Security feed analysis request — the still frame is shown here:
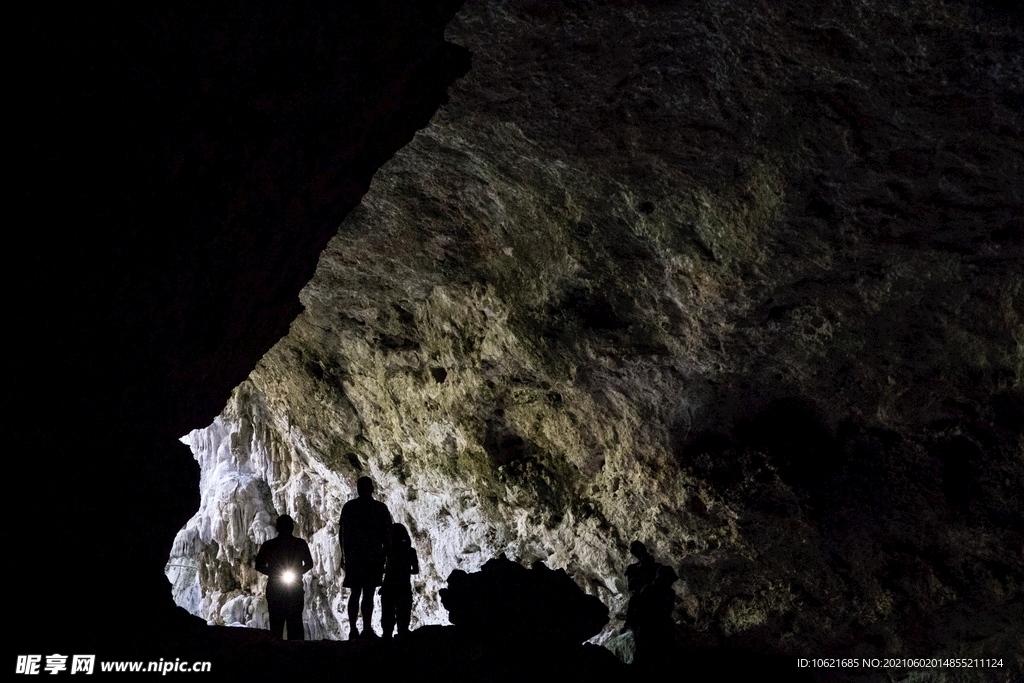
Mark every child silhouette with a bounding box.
[380,522,419,639]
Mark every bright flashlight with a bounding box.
[281,570,297,584]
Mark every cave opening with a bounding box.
[162,0,1022,674]
[15,0,1020,677]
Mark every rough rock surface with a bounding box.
[171,0,1022,677]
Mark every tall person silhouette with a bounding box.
[255,515,314,640]
[339,476,393,638]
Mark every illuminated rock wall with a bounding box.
[169,0,1022,669]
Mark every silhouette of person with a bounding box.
[624,541,660,632]
[339,476,393,638]
[255,514,314,640]
[380,522,420,639]
[632,565,679,670]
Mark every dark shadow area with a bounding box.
[673,393,1023,671]
[10,0,469,658]
[484,416,534,469]
[440,554,609,647]
[677,393,1024,528]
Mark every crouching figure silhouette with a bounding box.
[255,514,314,640]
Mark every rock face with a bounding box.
[171,0,1022,673]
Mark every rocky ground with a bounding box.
[169,1,1022,680]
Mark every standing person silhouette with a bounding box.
[380,522,419,639]
[255,514,314,640]
[339,476,393,639]
[624,541,661,633]
[633,565,679,670]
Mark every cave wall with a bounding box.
[170,0,1022,669]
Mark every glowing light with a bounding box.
[281,570,297,584]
